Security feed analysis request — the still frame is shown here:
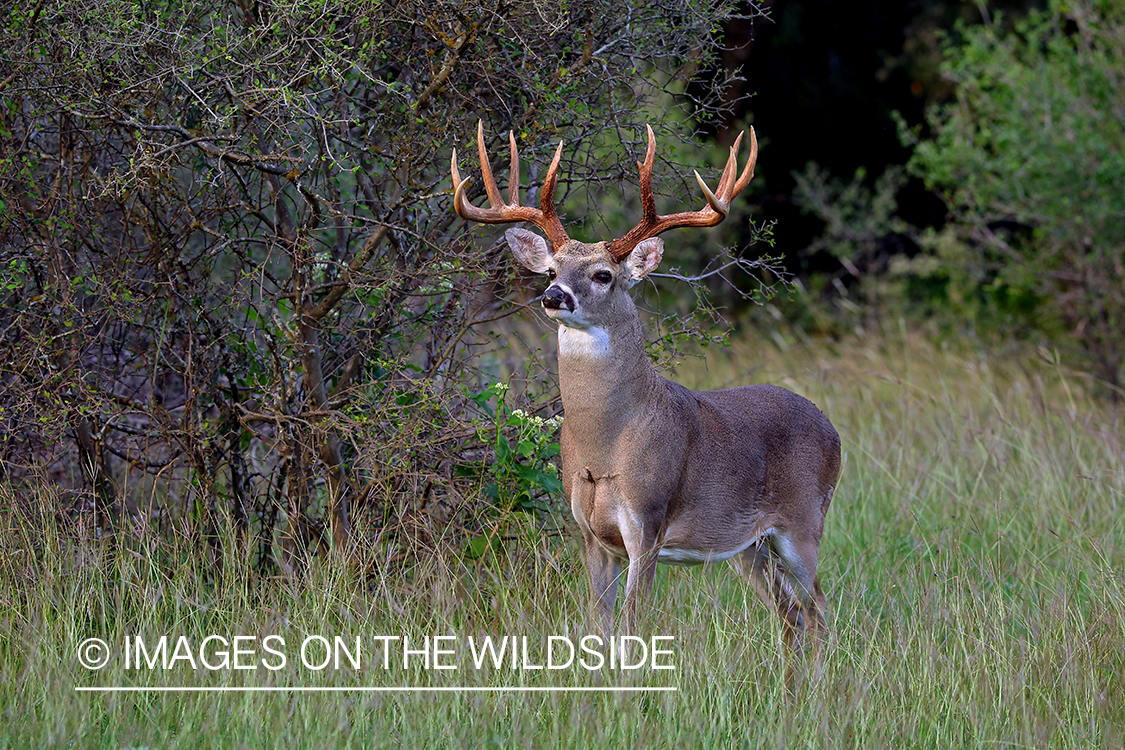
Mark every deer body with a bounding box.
[452,124,841,649]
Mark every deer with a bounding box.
[450,121,841,653]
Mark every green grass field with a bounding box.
[2,330,1123,748]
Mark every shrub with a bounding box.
[0,0,772,567]
[907,0,1125,391]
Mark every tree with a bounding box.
[907,0,1125,391]
[0,0,766,567]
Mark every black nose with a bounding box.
[542,286,572,311]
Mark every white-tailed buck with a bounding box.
[451,122,841,650]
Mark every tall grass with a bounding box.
[2,329,1122,748]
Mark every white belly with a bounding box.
[657,535,760,566]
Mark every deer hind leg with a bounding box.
[729,532,826,654]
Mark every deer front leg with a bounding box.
[619,506,659,638]
[583,533,621,638]
[570,473,620,636]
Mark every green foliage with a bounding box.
[465,382,562,516]
[4,331,1123,746]
[0,0,756,557]
[793,163,911,264]
[907,0,1125,389]
[2,258,27,292]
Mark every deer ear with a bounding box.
[505,228,552,273]
[623,237,664,284]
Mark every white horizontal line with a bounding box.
[75,686,676,693]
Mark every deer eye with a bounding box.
[592,271,612,285]
[546,269,557,280]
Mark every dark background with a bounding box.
[712,0,1041,274]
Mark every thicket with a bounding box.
[793,0,1124,394]
[0,0,774,567]
[909,0,1125,392]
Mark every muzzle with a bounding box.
[542,286,574,312]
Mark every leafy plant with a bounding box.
[907,0,1125,391]
[467,382,562,515]
[0,0,760,564]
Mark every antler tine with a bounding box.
[693,169,725,214]
[451,149,463,194]
[476,119,503,208]
[731,127,758,196]
[607,125,759,261]
[719,131,745,196]
[712,135,739,199]
[638,124,658,224]
[450,121,570,248]
[508,131,520,207]
[539,140,565,234]
[451,148,471,220]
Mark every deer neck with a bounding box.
[556,304,659,450]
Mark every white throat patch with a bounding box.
[558,324,611,359]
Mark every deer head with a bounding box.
[451,121,757,333]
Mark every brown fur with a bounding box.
[504,229,841,651]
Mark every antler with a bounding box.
[607,125,757,261]
[451,120,570,248]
